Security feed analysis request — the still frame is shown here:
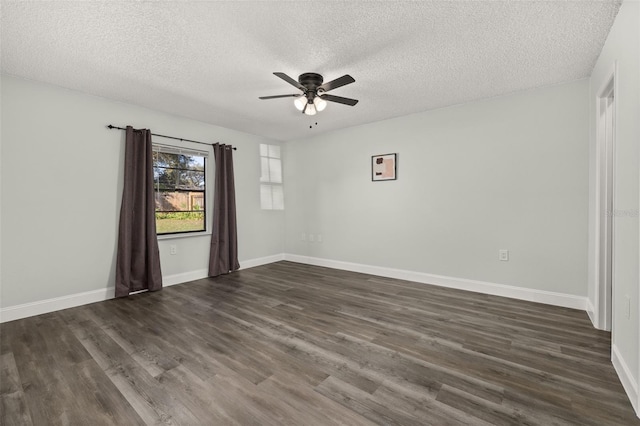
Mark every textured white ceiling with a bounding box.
[1,1,621,141]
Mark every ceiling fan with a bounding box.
[259,72,358,116]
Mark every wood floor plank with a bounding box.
[1,261,638,425]
[257,371,375,425]
[0,352,34,426]
[155,365,239,425]
[315,375,428,426]
[435,384,522,426]
[67,311,199,425]
[372,382,495,426]
[0,352,22,395]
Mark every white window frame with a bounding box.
[260,144,284,210]
[153,140,214,240]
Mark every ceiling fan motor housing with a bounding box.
[298,73,324,89]
[299,73,324,102]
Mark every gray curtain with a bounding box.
[115,126,162,297]
[209,143,240,276]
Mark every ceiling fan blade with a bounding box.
[259,94,300,100]
[318,74,355,92]
[274,72,305,91]
[320,94,359,106]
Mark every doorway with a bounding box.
[595,70,616,332]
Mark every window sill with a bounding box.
[157,231,211,241]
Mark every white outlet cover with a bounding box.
[499,250,509,261]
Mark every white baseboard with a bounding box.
[0,253,589,322]
[283,254,587,311]
[0,254,286,323]
[162,269,209,287]
[586,298,597,328]
[612,344,639,415]
[162,253,286,286]
[240,253,285,270]
[0,287,115,323]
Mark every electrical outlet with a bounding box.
[317,234,323,243]
[301,233,306,241]
[170,245,177,255]
[499,250,509,261]
[309,234,315,242]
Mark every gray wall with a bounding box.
[588,0,640,391]
[0,75,285,308]
[285,79,589,296]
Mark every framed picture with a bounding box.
[371,153,397,181]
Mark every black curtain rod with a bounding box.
[106,125,237,150]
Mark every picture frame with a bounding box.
[371,153,397,181]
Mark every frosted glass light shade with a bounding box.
[294,96,306,111]
[304,102,317,116]
[314,96,327,111]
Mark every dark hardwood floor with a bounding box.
[1,261,638,425]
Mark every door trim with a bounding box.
[593,61,617,332]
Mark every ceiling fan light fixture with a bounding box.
[304,102,317,116]
[294,96,306,111]
[314,96,327,112]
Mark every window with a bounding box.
[260,144,284,210]
[153,145,207,235]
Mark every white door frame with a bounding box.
[593,62,617,332]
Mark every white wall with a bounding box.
[0,75,285,309]
[588,0,640,410]
[285,80,589,298]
